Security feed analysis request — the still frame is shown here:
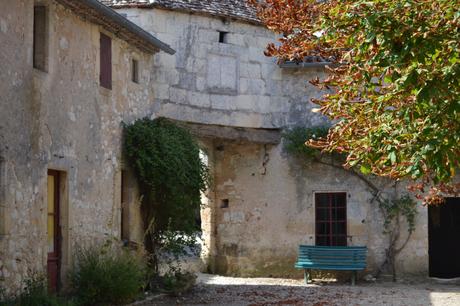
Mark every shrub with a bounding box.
[0,274,71,306]
[70,246,147,305]
[123,118,210,271]
[150,270,196,296]
[0,287,6,305]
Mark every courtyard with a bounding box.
[1,0,459,304]
[143,273,460,306]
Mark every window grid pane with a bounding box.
[315,193,347,246]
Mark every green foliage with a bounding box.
[70,246,146,305]
[0,274,73,306]
[0,287,7,305]
[283,126,330,159]
[123,117,210,269]
[377,194,418,280]
[254,0,460,203]
[380,194,418,234]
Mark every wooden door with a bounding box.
[429,197,460,278]
[47,170,61,292]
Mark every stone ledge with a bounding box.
[175,121,281,144]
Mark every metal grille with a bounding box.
[315,192,347,246]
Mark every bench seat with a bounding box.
[295,245,367,285]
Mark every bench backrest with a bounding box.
[298,245,367,268]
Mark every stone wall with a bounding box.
[117,8,329,129]
[0,0,157,291]
[113,7,431,278]
[0,0,432,291]
[205,141,428,277]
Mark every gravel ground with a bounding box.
[141,273,460,306]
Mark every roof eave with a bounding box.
[55,0,175,55]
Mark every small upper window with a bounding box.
[33,5,48,71]
[218,31,228,43]
[131,59,139,84]
[100,33,112,89]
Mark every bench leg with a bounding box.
[351,271,357,286]
[304,269,312,284]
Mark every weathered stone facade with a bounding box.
[0,0,433,293]
[119,8,328,129]
[206,142,428,277]
[111,4,430,278]
[0,0,171,291]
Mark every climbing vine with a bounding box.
[123,118,210,272]
[284,127,418,280]
[283,126,330,160]
[380,195,417,235]
[377,195,417,281]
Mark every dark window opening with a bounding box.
[33,5,48,71]
[315,192,347,246]
[100,33,112,89]
[195,207,202,230]
[221,199,229,208]
[429,197,460,278]
[218,31,228,43]
[131,59,139,83]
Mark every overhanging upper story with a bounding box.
[97,0,330,130]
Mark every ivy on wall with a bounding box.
[123,118,210,271]
[283,126,330,160]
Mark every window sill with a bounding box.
[99,86,112,97]
[33,68,48,79]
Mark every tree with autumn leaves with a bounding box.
[250,0,459,205]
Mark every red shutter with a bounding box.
[100,33,112,89]
[33,6,47,71]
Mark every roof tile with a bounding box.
[99,0,259,24]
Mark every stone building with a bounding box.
[1,0,459,294]
[0,0,173,292]
[101,0,456,280]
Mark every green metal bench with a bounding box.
[295,245,367,285]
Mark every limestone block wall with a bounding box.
[112,6,431,278]
[204,141,428,278]
[116,8,329,129]
[0,0,156,291]
[0,1,39,288]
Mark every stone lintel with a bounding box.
[178,121,281,144]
